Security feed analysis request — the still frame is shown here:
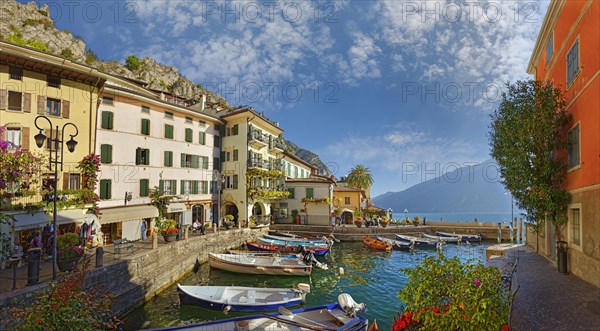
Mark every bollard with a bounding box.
[10,258,19,290]
[27,249,40,286]
[497,222,502,244]
[184,227,189,240]
[95,247,104,267]
[152,233,158,249]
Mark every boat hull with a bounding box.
[395,234,438,248]
[376,236,412,250]
[258,236,330,248]
[255,238,331,255]
[362,236,392,251]
[436,231,482,242]
[209,253,312,276]
[422,233,460,243]
[177,285,304,312]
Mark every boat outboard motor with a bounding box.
[338,293,366,317]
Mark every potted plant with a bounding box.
[413,216,421,227]
[380,215,389,228]
[158,219,178,242]
[291,209,299,224]
[223,214,235,229]
[57,233,84,272]
[354,219,364,228]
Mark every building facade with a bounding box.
[284,176,334,225]
[333,186,366,224]
[526,0,599,286]
[95,81,221,242]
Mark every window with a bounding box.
[164,124,174,139]
[213,157,220,171]
[181,180,192,194]
[68,174,80,190]
[185,128,193,142]
[100,144,113,164]
[6,128,21,149]
[287,163,291,176]
[141,118,151,135]
[567,40,579,86]
[202,181,209,194]
[139,179,150,197]
[233,175,239,189]
[47,75,60,88]
[181,154,200,169]
[301,169,305,178]
[135,148,150,165]
[344,197,351,205]
[164,151,173,167]
[99,179,112,199]
[199,120,206,126]
[568,124,580,169]
[306,188,314,198]
[214,135,221,147]
[294,166,298,178]
[165,111,173,119]
[101,96,113,105]
[185,117,193,123]
[570,208,581,247]
[232,124,239,135]
[202,156,209,170]
[46,98,61,116]
[160,179,177,195]
[224,151,231,162]
[233,150,239,161]
[101,111,114,129]
[199,132,206,145]
[141,106,150,113]
[9,67,23,80]
[287,188,295,198]
[8,91,22,111]
[545,32,553,65]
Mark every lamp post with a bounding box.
[34,115,78,281]
[403,208,408,227]
[213,170,225,230]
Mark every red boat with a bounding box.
[245,241,330,256]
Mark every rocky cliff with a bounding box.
[285,140,333,177]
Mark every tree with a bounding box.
[346,164,373,192]
[125,54,141,71]
[489,80,571,240]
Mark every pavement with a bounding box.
[491,245,600,331]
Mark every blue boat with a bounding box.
[150,294,369,331]
[376,236,413,250]
[261,235,331,247]
[257,236,331,249]
[177,283,310,312]
[436,231,482,243]
[265,234,330,244]
[395,234,439,248]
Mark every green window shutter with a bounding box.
[101,111,113,129]
[135,148,141,165]
[199,132,206,145]
[306,188,314,198]
[191,155,199,169]
[164,151,170,166]
[192,181,199,194]
[185,128,193,142]
[202,181,208,194]
[172,180,177,195]
[202,156,209,170]
[233,175,238,189]
[106,112,114,129]
[106,145,112,163]
[233,150,238,161]
[180,180,185,195]
[144,149,150,165]
[140,179,149,197]
[165,124,173,139]
[232,124,238,135]
[181,153,186,167]
[141,118,150,135]
[159,179,164,194]
[287,188,295,199]
[100,179,111,199]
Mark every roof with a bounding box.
[286,176,335,184]
[333,186,363,192]
[283,151,316,170]
[219,107,283,134]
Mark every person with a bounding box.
[30,232,41,249]
[423,217,427,225]
[141,220,147,240]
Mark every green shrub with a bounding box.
[22,19,38,27]
[38,9,48,16]
[6,34,49,53]
[60,48,75,60]
[84,48,98,65]
[57,233,80,251]
[125,54,141,71]
[396,255,510,330]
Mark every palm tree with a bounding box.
[346,165,374,193]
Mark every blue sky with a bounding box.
[27,0,550,196]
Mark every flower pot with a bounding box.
[162,234,177,242]
[57,257,81,272]
[381,223,388,228]
[355,222,362,228]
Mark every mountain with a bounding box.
[372,160,514,213]
[284,140,333,177]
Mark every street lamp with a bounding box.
[403,208,408,226]
[34,115,78,281]
[212,170,225,230]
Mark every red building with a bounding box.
[527,0,599,286]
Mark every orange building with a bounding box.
[527,0,599,287]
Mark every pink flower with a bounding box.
[474,278,481,287]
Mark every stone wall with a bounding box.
[0,227,267,323]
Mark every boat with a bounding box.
[150,293,368,331]
[228,249,299,258]
[362,236,392,251]
[246,240,331,256]
[436,231,482,242]
[177,283,310,312]
[395,234,439,248]
[422,233,460,243]
[209,253,312,276]
[375,236,413,250]
[263,235,331,247]
[257,236,331,249]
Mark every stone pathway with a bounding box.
[498,246,600,331]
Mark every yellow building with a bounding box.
[333,186,366,223]
[0,41,105,252]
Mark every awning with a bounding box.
[166,203,187,213]
[98,205,158,224]
[12,213,50,231]
[56,209,86,224]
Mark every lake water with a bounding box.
[123,241,493,330]
[391,212,521,223]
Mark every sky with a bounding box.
[26,0,550,196]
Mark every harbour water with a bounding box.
[391,212,521,223]
[123,241,493,330]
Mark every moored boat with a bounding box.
[422,233,460,243]
[257,236,330,249]
[246,240,331,256]
[436,231,482,242]
[362,236,392,251]
[395,234,439,248]
[228,249,298,258]
[262,235,331,247]
[209,253,312,276]
[375,236,413,250]
[177,283,310,312]
[150,294,369,331]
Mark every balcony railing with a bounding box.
[248,130,268,148]
[247,159,269,169]
[269,140,286,153]
[0,189,95,212]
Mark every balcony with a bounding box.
[248,130,267,149]
[248,186,289,201]
[269,139,285,154]
[247,159,269,170]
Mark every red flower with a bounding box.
[502,326,510,331]
[433,306,440,314]
[399,320,406,329]
[404,312,412,321]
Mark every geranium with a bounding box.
[161,227,178,235]
[58,246,84,261]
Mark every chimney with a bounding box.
[200,94,207,112]
[160,92,165,101]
